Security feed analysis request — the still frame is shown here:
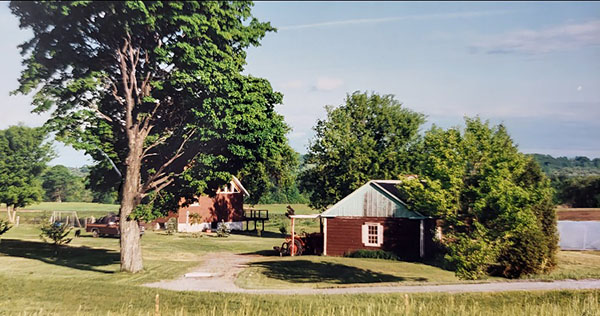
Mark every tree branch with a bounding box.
[140,128,196,194]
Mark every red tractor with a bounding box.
[274,232,323,256]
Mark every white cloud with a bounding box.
[279,10,508,31]
[472,20,600,54]
[314,77,344,91]
[278,79,305,90]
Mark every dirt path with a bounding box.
[143,253,600,295]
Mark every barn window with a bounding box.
[362,222,383,247]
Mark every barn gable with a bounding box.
[321,180,425,219]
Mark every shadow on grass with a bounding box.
[230,230,285,239]
[0,239,119,274]
[240,249,281,257]
[248,260,428,284]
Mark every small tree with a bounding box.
[165,217,178,235]
[40,222,73,255]
[0,125,53,223]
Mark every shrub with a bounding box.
[40,221,73,254]
[345,249,399,261]
[166,217,177,235]
[443,227,499,280]
[279,224,287,235]
[216,221,231,237]
[496,226,548,278]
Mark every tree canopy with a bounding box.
[41,165,92,202]
[397,118,558,279]
[0,125,53,222]
[11,1,290,272]
[300,91,425,210]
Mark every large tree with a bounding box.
[300,91,425,210]
[397,118,558,279]
[0,125,53,223]
[11,1,290,272]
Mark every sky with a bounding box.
[0,1,599,167]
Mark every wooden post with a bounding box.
[16,216,20,227]
[323,217,327,256]
[290,217,295,256]
[154,293,160,316]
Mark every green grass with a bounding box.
[1,203,599,315]
[529,251,600,280]
[245,203,317,215]
[235,256,464,289]
[21,201,120,212]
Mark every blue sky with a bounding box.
[1,2,599,167]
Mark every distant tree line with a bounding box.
[531,154,600,207]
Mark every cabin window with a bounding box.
[362,222,383,247]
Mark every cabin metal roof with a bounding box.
[321,180,426,219]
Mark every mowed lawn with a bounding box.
[0,202,599,315]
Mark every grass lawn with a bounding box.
[235,255,464,289]
[0,203,599,315]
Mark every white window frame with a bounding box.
[362,222,384,247]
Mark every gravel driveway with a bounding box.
[143,253,600,295]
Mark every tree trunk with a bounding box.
[6,206,16,224]
[119,147,144,273]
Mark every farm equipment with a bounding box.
[274,232,323,256]
[273,205,324,256]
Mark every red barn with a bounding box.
[152,176,250,232]
[321,180,438,260]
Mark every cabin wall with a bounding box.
[149,193,244,232]
[325,217,437,260]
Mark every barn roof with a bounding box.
[321,180,426,219]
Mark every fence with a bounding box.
[558,221,600,250]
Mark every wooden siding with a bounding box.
[322,183,416,218]
[326,217,437,260]
[177,193,244,224]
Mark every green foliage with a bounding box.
[0,219,12,238]
[278,224,287,235]
[443,222,500,280]
[165,217,177,235]
[397,117,558,279]
[41,165,92,202]
[10,0,291,225]
[345,249,399,261]
[556,175,600,207]
[40,221,73,254]
[216,221,231,237]
[531,154,600,177]
[300,91,425,210]
[0,125,53,213]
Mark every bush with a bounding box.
[345,249,399,261]
[279,224,287,235]
[443,224,499,280]
[166,217,177,235]
[216,221,231,237]
[496,226,549,278]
